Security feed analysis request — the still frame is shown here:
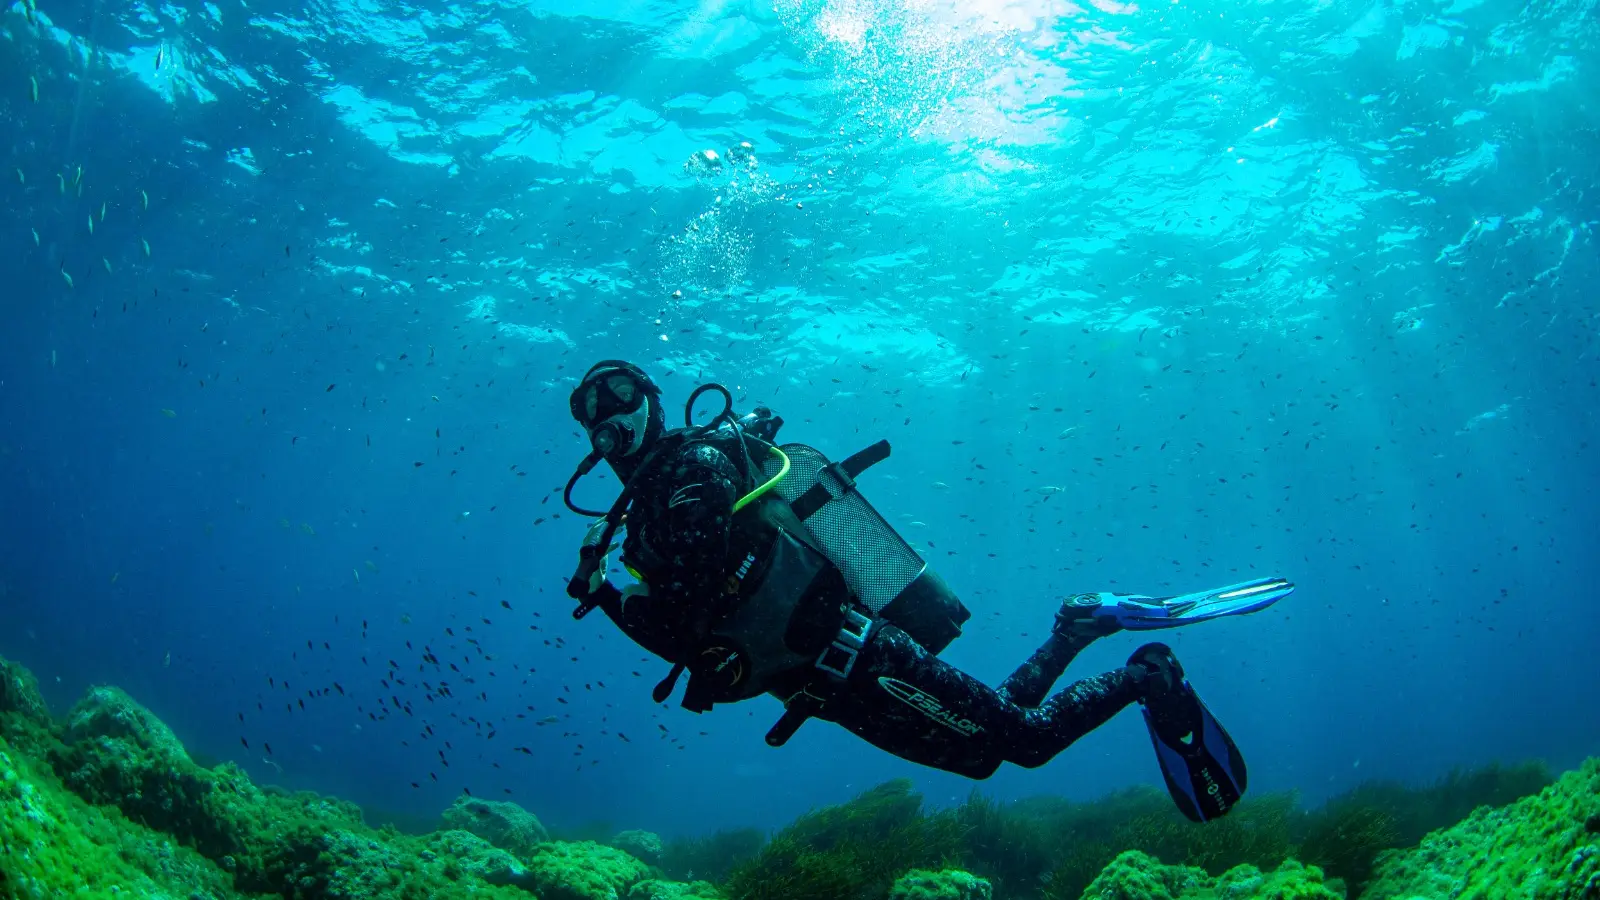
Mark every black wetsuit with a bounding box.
[587,438,1145,779]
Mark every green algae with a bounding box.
[1077,851,1341,900]
[627,879,726,900]
[522,840,655,900]
[1358,758,1600,900]
[0,734,244,900]
[0,654,676,900]
[0,650,1593,900]
[888,868,995,900]
[442,794,552,857]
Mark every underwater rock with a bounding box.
[524,840,653,900]
[0,656,50,727]
[1211,860,1345,899]
[1077,850,1341,900]
[0,656,55,760]
[305,829,408,898]
[428,829,539,889]
[52,684,227,849]
[1359,757,1600,900]
[612,828,665,865]
[63,684,193,763]
[887,867,994,900]
[0,736,237,900]
[441,793,550,855]
[627,878,725,900]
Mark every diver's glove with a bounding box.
[619,581,649,615]
[578,518,613,595]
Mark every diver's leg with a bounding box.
[993,593,1127,708]
[813,623,1010,779]
[813,624,1145,778]
[1003,667,1146,768]
[994,631,1094,708]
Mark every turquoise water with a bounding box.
[0,0,1596,840]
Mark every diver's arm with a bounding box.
[593,442,739,658]
[654,442,741,605]
[592,581,686,662]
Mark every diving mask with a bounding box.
[570,365,655,460]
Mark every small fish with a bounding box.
[99,202,106,221]
[30,76,38,103]
[141,189,149,210]
[87,214,94,235]
[353,568,360,583]
[163,651,170,668]
[110,572,119,583]
[141,238,151,256]
[14,168,22,184]
[57,174,64,194]
[160,409,176,418]
[300,523,316,536]
[102,258,112,273]
[155,47,165,71]
[60,270,73,288]
[50,350,56,367]
[73,166,82,187]
[31,228,39,246]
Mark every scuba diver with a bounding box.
[562,360,1294,822]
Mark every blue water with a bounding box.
[1,0,1597,841]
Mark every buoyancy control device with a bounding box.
[563,382,971,746]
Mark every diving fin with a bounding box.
[1133,643,1247,823]
[1073,576,1294,632]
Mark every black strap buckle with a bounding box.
[766,686,826,747]
[815,607,872,680]
[791,440,891,521]
[820,459,857,492]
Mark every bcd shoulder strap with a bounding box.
[789,439,891,522]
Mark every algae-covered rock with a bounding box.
[888,867,994,900]
[52,685,221,844]
[0,656,55,761]
[627,878,725,900]
[525,840,653,900]
[429,828,538,889]
[612,828,665,865]
[1359,757,1600,900]
[248,821,538,899]
[1212,860,1344,899]
[1080,851,1205,900]
[0,735,239,900]
[442,793,550,855]
[0,656,50,726]
[64,685,191,761]
[1078,850,1342,900]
